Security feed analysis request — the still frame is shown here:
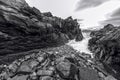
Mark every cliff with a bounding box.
[0,0,83,56]
[89,24,120,79]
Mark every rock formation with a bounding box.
[89,24,120,79]
[0,0,83,56]
[0,45,106,80]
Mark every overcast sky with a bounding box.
[25,0,120,29]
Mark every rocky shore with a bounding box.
[0,0,83,56]
[0,0,119,80]
[0,45,116,80]
[89,24,120,80]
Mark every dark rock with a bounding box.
[0,45,104,80]
[0,0,83,57]
[17,59,39,73]
[43,12,53,17]
[89,24,120,79]
[56,56,80,80]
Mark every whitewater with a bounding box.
[67,32,93,57]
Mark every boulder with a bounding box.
[17,60,38,73]
[56,57,79,80]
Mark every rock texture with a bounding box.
[0,45,111,80]
[0,0,83,56]
[89,24,120,79]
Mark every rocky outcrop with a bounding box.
[89,24,120,79]
[0,45,113,80]
[0,0,83,56]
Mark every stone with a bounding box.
[56,57,79,79]
[28,60,39,69]
[37,57,44,62]
[36,70,53,76]
[98,72,105,78]
[9,75,29,80]
[105,75,117,80]
[8,63,18,73]
[29,72,37,80]
[40,76,54,80]
[17,61,32,73]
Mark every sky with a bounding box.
[25,0,120,29]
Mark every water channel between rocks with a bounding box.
[67,32,93,57]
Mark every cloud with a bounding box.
[75,0,110,11]
[111,8,120,17]
[101,8,120,26]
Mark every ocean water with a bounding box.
[67,32,93,57]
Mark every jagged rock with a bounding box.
[43,12,53,17]
[75,34,83,41]
[0,0,83,57]
[56,56,79,80]
[89,24,120,79]
[0,45,104,80]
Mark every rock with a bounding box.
[43,12,53,17]
[79,67,100,80]
[0,45,103,80]
[98,72,105,78]
[56,57,79,80]
[29,72,37,80]
[40,76,54,80]
[17,61,33,73]
[75,34,83,41]
[0,0,83,57]
[36,70,53,76]
[0,0,28,9]
[89,24,120,79]
[105,75,117,80]
[8,63,18,73]
[9,75,29,80]
[37,57,44,62]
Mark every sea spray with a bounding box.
[67,32,93,58]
